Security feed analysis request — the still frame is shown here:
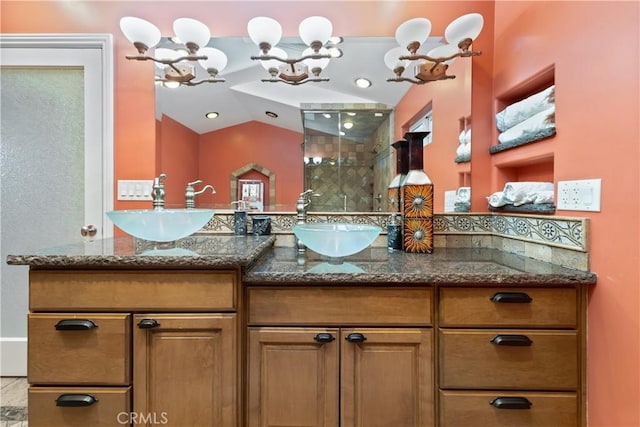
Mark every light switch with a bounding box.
[117,180,154,201]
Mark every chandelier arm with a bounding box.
[260,78,330,85]
[400,49,481,64]
[125,54,208,64]
[251,53,332,65]
[386,77,428,85]
[155,78,226,87]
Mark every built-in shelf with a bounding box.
[488,203,556,214]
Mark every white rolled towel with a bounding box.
[496,85,555,132]
[487,191,509,207]
[531,190,554,204]
[503,182,554,205]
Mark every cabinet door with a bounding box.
[248,327,339,427]
[341,328,434,427]
[133,314,237,427]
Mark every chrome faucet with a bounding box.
[185,180,216,209]
[152,173,167,209]
[296,189,316,253]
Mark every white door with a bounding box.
[0,34,113,375]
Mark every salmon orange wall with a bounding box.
[394,58,472,212]
[490,2,639,426]
[198,121,303,209]
[157,115,200,207]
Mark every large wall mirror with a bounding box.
[155,35,471,212]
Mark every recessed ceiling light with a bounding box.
[346,112,356,116]
[205,112,219,119]
[265,111,278,118]
[328,47,343,58]
[355,78,372,88]
[343,122,354,129]
[328,36,343,45]
[374,112,384,117]
[323,113,332,119]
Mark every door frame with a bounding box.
[0,34,114,376]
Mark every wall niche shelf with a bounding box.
[491,65,556,156]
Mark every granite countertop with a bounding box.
[243,246,597,285]
[6,235,277,269]
[6,235,597,285]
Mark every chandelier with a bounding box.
[247,16,338,85]
[385,13,484,84]
[120,17,228,87]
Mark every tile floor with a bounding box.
[1,377,27,427]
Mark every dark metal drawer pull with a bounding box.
[54,319,98,331]
[490,292,532,303]
[490,396,532,410]
[55,394,99,407]
[137,318,161,329]
[314,333,335,343]
[490,334,533,346]
[345,333,367,343]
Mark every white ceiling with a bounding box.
[155,36,445,135]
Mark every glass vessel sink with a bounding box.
[293,222,382,262]
[107,209,215,242]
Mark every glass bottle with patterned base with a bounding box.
[401,131,434,253]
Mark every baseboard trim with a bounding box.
[1,337,27,376]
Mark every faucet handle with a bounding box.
[187,180,202,187]
[152,173,167,209]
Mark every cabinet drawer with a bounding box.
[439,287,577,327]
[248,286,432,325]
[30,270,236,311]
[439,390,578,427]
[29,386,131,427]
[29,313,131,385]
[439,329,578,390]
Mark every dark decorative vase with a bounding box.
[387,139,409,212]
[400,131,434,253]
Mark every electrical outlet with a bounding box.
[117,180,153,201]
[557,179,601,211]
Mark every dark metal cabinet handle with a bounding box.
[314,333,335,343]
[345,333,367,343]
[490,334,533,346]
[137,318,161,329]
[54,319,98,331]
[490,292,533,303]
[55,394,99,407]
[490,396,532,410]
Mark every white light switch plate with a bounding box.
[117,180,153,201]
[557,179,601,211]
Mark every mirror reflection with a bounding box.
[155,36,471,212]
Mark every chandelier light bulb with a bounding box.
[247,17,282,53]
[302,47,331,70]
[299,16,333,50]
[384,46,411,72]
[198,47,228,74]
[258,47,288,71]
[395,17,431,53]
[120,16,161,52]
[426,43,460,65]
[445,13,484,49]
[173,18,211,53]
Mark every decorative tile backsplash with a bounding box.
[200,212,590,270]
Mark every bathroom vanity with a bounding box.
[7,235,596,427]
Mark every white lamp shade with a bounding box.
[198,47,228,73]
[302,47,330,70]
[426,43,460,65]
[259,47,287,71]
[120,16,161,48]
[154,48,181,69]
[395,18,431,49]
[445,13,484,45]
[384,46,411,71]
[299,16,333,46]
[173,18,211,49]
[247,17,282,48]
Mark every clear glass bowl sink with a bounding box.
[292,223,382,260]
[107,209,215,242]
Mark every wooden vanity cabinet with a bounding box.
[246,285,434,427]
[437,286,584,427]
[27,269,240,427]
